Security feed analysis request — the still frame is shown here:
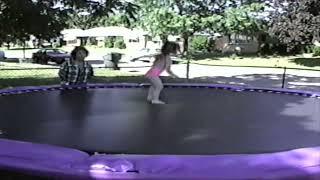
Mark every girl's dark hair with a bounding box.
[161,41,180,55]
[70,46,89,59]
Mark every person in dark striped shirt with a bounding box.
[58,46,94,86]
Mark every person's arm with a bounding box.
[58,61,68,83]
[130,52,160,62]
[166,58,179,78]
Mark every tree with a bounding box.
[0,0,66,52]
[136,0,221,53]
[97,14,137,28]
[136,0,266,54]
[66,11,99,30]
[222,3,265,37]
[0,0,139,47]
[269,0,320,53]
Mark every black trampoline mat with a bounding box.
[0,88,319,155]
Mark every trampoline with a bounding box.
[0,83,319,179]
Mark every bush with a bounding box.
[270,43,290,56]
[114,38,126,49]
[313,46,320,56]
[104,38,114,48]
[190,36,209,52]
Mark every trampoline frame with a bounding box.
[0,83,319,180]
[1,83,320,98]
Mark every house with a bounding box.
[215,34,259,54]
[61,27,149,50]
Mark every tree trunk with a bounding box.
[143,35,148,48]
[160,34,168,44]
[80,37,87,46]
[257,32,267,56]
[182,34,189,55]
[227,34,231,42]
[6,41,10,50]
[23,41,26,60]
[19,41,26,64]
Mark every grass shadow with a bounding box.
[187,52,222,61]
[290,57,320,67]
[187,52,266,61]
[0,58,20,63]
[0,78,60,89]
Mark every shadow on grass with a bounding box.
[192,74,320,92]
[0,77,60,89]
[0,58,20,63]
[290,57,320,67]
[187,52,221,61]
[187,52,265,61]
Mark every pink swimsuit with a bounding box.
[145,67,163,78]
[145,56,167,78]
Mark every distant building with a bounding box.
[61,26,150,50]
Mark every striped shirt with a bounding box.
[58,60,94,85]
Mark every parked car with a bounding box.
[32,48,70,64]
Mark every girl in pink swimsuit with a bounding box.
[145,41,180,104]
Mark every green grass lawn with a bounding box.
[2,46,320,89]
[3,46,320,70]
[0,68,141,89]
[188,53,320,70]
